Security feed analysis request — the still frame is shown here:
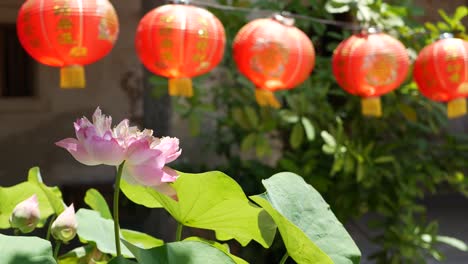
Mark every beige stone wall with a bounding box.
[0,0,142,186]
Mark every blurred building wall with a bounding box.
[0,0,142,186]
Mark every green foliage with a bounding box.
[59,244,110,264]
[184,237,248,264]
[0,234,56,264]
[424,6,468,40]
[252,172,361,264]
[108,256,138,264]
[122,240,237,264]
[0,167,64,228]
[2,166,360,263]
[251,194,333,264]
[120,179,163,208]
[172,0,468,263]
[122,171,277,248]
[75,209,133,257]
[28,167,66,215]
[84,189,112,220]
[120,229,164,250]
[75,209,163,257]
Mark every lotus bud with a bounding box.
[51,204,78,242]
[9,194,41,233]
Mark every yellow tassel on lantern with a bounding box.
[458,82,468,94]
[361,97,382,117]
[255,89,281,109]
[447,98,467,119]
[169,78,193,97]
[60,65,86,89]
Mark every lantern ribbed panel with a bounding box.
[233,18,315,91]
[135,4,226,79]
[332,32,410,97]
[413,38,468,102]
[17,0,119,67]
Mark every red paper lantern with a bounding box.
[135,2,226,97]
[332,29,410,117]
[413,35,468,118]
[233,13,315,108]
[17,0,119,89]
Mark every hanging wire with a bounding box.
[190,0,363,31]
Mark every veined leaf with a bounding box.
[122,240,236,264]
[0,234,55,264]
[84,188,112,220]
[184,237,248,264]
[253,172,361,264]
[0,167,64,229]
[141,171,277,248]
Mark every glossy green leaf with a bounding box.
[290,122,304,149]
[356,162,365,182]
[321,131,336,148]
[279,109,299,123]
[84,189,112,220]
[453,6,468,21]
[142,171,276,248]
[251,195,333,264]
[120,179,163,208]
[108,256,138,264]
[76,209,133,257]
[398,104,417,122]
[122,240,236,264]
[301,117,316,141]
[58,244,111,264]
[0,168,64,229]
[59,245,93,264]
[436,236,468,251]
[241,133,257,152]
[244,106,259,128]
[255,134,270,157]
[0,234,56,264]
[76,209,162,257]
[325,2,350,13]
[121,229,164,249]
[232,107,251,130]
[253,172,361,264]
[27,167,65,215]
[184,237,248,264]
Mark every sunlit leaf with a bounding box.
[252,172,361,264]
[84,189,112,220]
[123,240,236,264]
[140,171,277,248]
[0,234,55,264]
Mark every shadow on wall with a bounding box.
[0,109,115,187]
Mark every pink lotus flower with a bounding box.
[117,121,181,196]
[56,107,182,197]
[10,194,40,233]
[56,107,126,166]
[52,204,78,242]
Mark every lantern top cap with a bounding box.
[167,0,190,4]
[271,12,295,26]
[439,32,454,40]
